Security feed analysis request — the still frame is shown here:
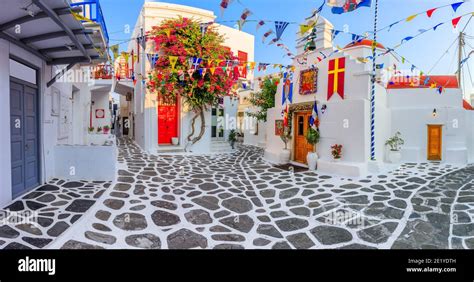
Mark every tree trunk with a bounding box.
[187,106,206,145]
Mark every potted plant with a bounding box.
[97,126,103,133]
[305,128,320,171]
[171,137,179,145]
[279,127,292,163]
[88,126,95,133]
[331,144,343,161]
[385,131,404,163]
[103,125,110,134]
[228,129,237,149]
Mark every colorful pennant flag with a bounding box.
[269,38,278,45]
[275,21,290,41]
[406,14,417,22]
[452,16,462,28]
[451,2,463,12]
[300,24,312,35]
[200,22,213,36]
[426,8,437,18]
[262,30,274,43]
[147,53,159,67]
[327,0,372,14]
[240,9,252,22]
[256,20,265,31]
[187,69,195,79]
[192,57,202,69]
[433,22,444,30]
[169,56,178,71]
[220,0,233,15]
[401,36,414,44]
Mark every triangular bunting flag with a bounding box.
[406,14,417,22]
[401,36,413,44]
[187,69,195,79]
[169,56,178,71]
[300,24,311,34]
[275,21,290,41]
[433,22,444,30]
[256,20,265,31]
[426,8,436,18]
[451,2,463,12]
[452,16,462,29]
[262,30,273,43]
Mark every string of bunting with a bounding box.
[373,1,467,33]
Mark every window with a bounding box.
[10,59,36,85]
[298,116,304,136]
[238,51,248,78]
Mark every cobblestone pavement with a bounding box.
[0,179,110,249]
[42,137,471,249]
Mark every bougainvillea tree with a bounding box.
[147,17,238,144]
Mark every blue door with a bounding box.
[10,80,39,198]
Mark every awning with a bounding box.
[0,0,107,66]
[114,81,134,97]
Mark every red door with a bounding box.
[158,95,178,144]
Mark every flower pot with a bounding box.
[307,152,318,171]
[280,149,291,164]
[388,150,402,163]
[171,137,179,145]
[333,157,341,162]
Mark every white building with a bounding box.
[114,2,255,154]
[263,15,474,177]
[0,0,111,206]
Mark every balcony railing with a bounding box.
[92,64,113,79]
[71,0,109,44]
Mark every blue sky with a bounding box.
[99,0,473,95]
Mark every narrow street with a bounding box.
[26,137,472,249]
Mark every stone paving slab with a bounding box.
[0,179,110,249]
[46,137,472,249]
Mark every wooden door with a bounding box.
[294,112,314,164]
[158,95,178,144]
[10,80,39,198]
[427,125,442,161]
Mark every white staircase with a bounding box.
[210,141,234,153]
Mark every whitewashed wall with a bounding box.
[91,90,111,129]
[0,38,105,206]
[0,39,12,206]
[127,2,254,153]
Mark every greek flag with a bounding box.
[309,100,320,131]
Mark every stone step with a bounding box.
[157,146,185,153]
[210,142,234,153]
